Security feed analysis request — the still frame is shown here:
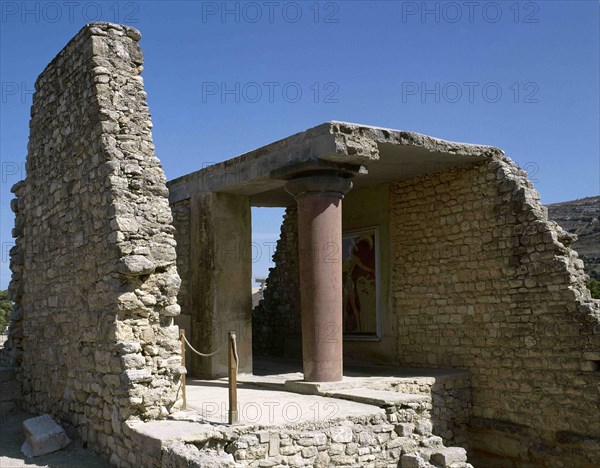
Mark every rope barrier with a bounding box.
[182,332,227,357]
[180,328,239,424]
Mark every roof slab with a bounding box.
[167,121,504,207]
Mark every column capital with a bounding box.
[285,173,353,200]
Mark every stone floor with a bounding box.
[166,356,471,425]
[184,379,383,426]
[179,357,465,426]
[128,359,471,467]
[0,359,471,467]
[133,358,468,438]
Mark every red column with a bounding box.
[286,174,352,382]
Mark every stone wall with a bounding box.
[7,22,184,465]
[385,373,473,450]
[0,367,22,416]
[253,205,301,357]
[171,200,191,317]
[389,156,600,466]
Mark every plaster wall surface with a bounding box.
[7,22,184,466]
[170,193,253,377]
[170,198,192,365]
[342,184,394,364]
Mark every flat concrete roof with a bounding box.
[167,121,503,207]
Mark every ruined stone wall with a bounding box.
[253,205,301,356]
[8,22,183,465]
[389,156,600,466]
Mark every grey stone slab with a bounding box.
[430,447,468,466]
[21,414,71,457]
[324,388,430,407]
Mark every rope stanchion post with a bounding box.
[228,331,238,424]
[179,328,237,424]
[180,329,187,410]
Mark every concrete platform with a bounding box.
[184,379,384,426]
[323,388,431,407]
[125,360,472,466]
[168,121,501,207]
[173,358,467,426]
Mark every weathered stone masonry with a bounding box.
[390,156,600,466]
[263,155,600,466]
[253,205,301,357]
[8,23,183,465]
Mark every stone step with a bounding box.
[324,388,431,407]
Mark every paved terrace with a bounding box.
[127,359,470,452]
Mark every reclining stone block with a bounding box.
[21,414,71,457]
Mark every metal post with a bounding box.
[228,331,238,424]
[180,329,187,410]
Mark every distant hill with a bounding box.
[546,196,600,280]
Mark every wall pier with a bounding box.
[188,192,252,378]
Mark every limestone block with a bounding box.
[395,423,414,437]
[301,446,317,458]
[329,425,353,443]
[124,368,152,383]
[269,434,280,456]
[415,420,432,436]
[313,451,330,468]
[430,447,468,466]
[400,453,433,468]
[21,414,71,457]
[117,255,155,276]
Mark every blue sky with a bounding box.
[1,1,599,289]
